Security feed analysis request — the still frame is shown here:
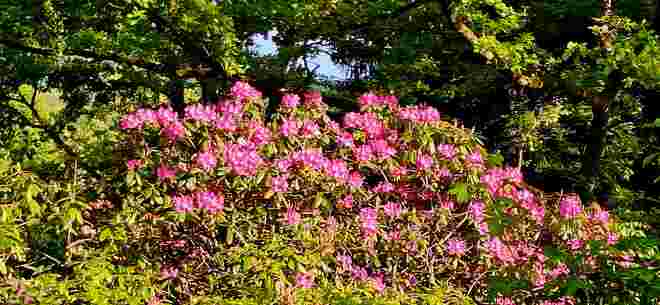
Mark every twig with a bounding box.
[66,238,93,249]
[467,271,487,295]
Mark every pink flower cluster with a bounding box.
[469,201,489,235]
[223,143,263,176]
[303,91,325,109]
[343,112,387,140]
[230,81,262,101]
[357,92,398,110]
[285,207,301,225]
[172,191,224,214]
[194,150,218,172]
[185,104,217,123]
[247,120,272,146]
[120,106,185,142]
[397,105,441,123]
[295,271,314,288]
[359,208,379,238]
[119,81,627,304]
[496,296,516,305]
[559,195,582,219]
[536,297,576,305]
[127,159,144,170]
[335,253,387,293]
[383,201,403,219]
[279,117,300,137]
[272,175,289,193]
[437,144,457,160]
[445,238,467,256]
[281,94,301,109]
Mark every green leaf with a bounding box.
[99,228,113,241]
[449,183,470,203]
[24,183,42,216]
[226,226,234,245]
[564,277,578,295]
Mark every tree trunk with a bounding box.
[580,0,616,193]
[169,79,185,117]
[640,0,657,25]
[582,95,609,180]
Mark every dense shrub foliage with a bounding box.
[27,81,633,304]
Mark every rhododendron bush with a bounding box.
[106,81,635,304]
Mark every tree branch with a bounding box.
[348,0,436,34]
[0,37,170,75]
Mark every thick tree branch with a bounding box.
[348,0,436,34]
[0,37,170,75]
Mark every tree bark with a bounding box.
[580,0,616,192]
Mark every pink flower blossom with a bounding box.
[441,199,456,210]
[160,265,178,279]
[194,150,217,172]
[358,92,380,109]
[370,273,385,293]
[339,195,354,209]
[336,131,354,147]
[351,266,368,281]
[466,150,484,168]
[157,106,178,126]
[135,108,157,126]
[292,148,328,171]
[324,159,350,182]
[303,91,324,108]
[469,201,486,223]
[496,296,516,305]
[230,81,261,101]
[156,164,176,181]
[353,144,374,162]
[487,237,515,265]
[359,208,379,237]
[281,94,300,108]
[369,139,397,160]
[285,207,301,225]
[434,167,453,180]
[437,144,457,160]
[194,191,224,214]
[295,272,314,288]
[272,175,289,193]
[549,263,570,278]
[127,159,143,171]
[446,238,467,256]
[161,120,186,142]
[567,239,585,250]
[373,181,394,193]
[336,255,353,273]
[279,118,300,137]
[119,113,142,129]
[224,143,263,176]
[398,105,440,123]
[172,195,194,213]
[248,120,272,146]
[416,153,434,171]
[184,104,217,123]
[348,171,364,188]
[559,195,582,219]
[385,230,401,241]
[607,232,618,245]
[300,120,320,138]
[383,201,402,218]
[276,158,293,173]
[214,114,238,132]
[591,210,610,224]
